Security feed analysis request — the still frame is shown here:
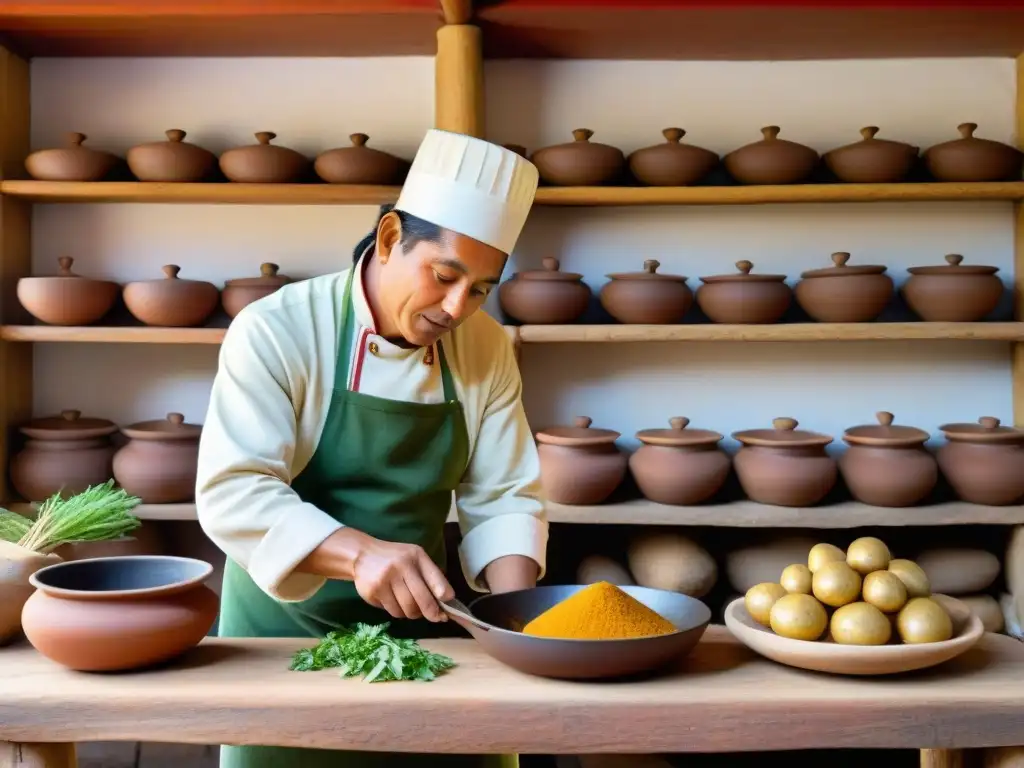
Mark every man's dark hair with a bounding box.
[352,204,445,263]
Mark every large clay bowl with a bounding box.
[723,596,983,676]
[442,584,711,680]
[22,555,219,672]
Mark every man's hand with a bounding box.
[483,554,539,594]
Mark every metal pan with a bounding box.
[441,584,711,680]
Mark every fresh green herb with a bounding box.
[17,479,142,554]
[0,508,33,544]
[290,622,456,683]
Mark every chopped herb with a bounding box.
[290,622,456,683]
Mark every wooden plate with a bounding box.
[723,595,985,676]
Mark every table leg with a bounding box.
[0,742,77,768]
[922,749,964,768]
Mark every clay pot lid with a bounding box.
[635,417,723,447]
[699,260,787,284]
[134,264,214,285]
[927,122,1022,153]
[732,417,834,447]
[122,412,202,441]
[606,259,687,282]
[539,128,616,151]
[225,262,293,287]
[843,411,929,447]
[828,126,917,152]
[800,252,888,278]
[907,253,999,276]
[20,409,118,440]
[938,416,1024,444]
[24,256,114,285]
[536,416,620,446]
[517,257,584,282]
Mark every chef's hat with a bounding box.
[395,129,539,255]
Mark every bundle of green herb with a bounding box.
[0,508,33,544]
[16,479,142,554]
[290,623,456,683]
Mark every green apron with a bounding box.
[218,264,516,768]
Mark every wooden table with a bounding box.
[2,627,1024,767]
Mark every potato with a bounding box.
[812,560,862,608]
[780,564,813,594]
[808,542,845,574]
[830,602,891,646]
[887,558,931,598]
[745,582,787,626]
[628,532,718,598]
[862,570,908,614]
[846,536,891,576]
[769,593,828,641]
[897,597,954,644]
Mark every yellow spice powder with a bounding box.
[522,581,677,640]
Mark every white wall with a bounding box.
[29,56,1018,456]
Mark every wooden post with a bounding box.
[0,742,76,768]
[435,23,485,138]
[921,750,964,768]
[1009,52,1024,642]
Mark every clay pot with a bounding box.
[123,265,220,327]
[16,256,120,326]
[839,411,938,507]
[21,555,219,671]
[0,540,61,645]
[794,252,894,322]
[9,410,118,502]
[222,262,293,318]
[732,418,837,507]
[112,413,202,503]
[822,126,919,183]
[497,257,591,324]
[627,128,719,186]
[924,123,1024,182]
[902,254,1003,322]
[314,133,408,185]
[535,416,627,505]
[695,260,792,324]
[937,417,1024,506]
[126,129,218,182]
[219,131,309,183]
[24,132,119,181]
[600,259,692,324]
[529,129,625,187]
[629,417,731,505]
[723,126,819,185]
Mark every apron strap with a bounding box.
[436,341,457,403]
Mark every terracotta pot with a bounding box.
[126,129,217,182]
[924,123,1024,182]
[497,257,591,324]
[627,128,719,186]
[937,417,1024,506]
[723,126,819,185]
[902,254,1003,322]
[822,126,919,183]
[535,416,627,505]
[112,412,202,503]
[9,409,118,502]
[16,256,120,326]
[629,417,731,505]
[529,129,625,187]
[732,418,837,507]
[219,131,309,183]
[839,411,938,507]
[123,265,220,327]
[314,133,408,185]
[794,252,894,323]
[222,262,293,318]
[0,541,62,645]
[695,260,791,324]
[24,132,119,181]
[21,555,219,671]
[599,259,692,324]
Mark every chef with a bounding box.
[195,129,546,768]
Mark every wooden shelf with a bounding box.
[0,326,227,344]
[0,181,401,205]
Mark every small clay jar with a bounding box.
[314,133,408,185]
[629,417,731,505]
[16,256,120,326]
[600,259,692,324]
[902,254,1003,322]
[222,262,293,318]
[497,257,591,324]
[732,418,837,507]
[529,129,625,187]
[123,265,220,327]
[126,129,218,182]
[924,123,1024,182]
[794,252,894,323]
[627,128,719,186]
[535,416,627,505]
[839,411,938,507]
[695,260,792,324]
[936,417,1024,506]
[9,410,118,502]
[24,132,119,182]
[822,126,919,183]
[219,131,309,183]
[112,413,202,504]
[723,126,819,185]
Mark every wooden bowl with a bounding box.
[724,595,984,676]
